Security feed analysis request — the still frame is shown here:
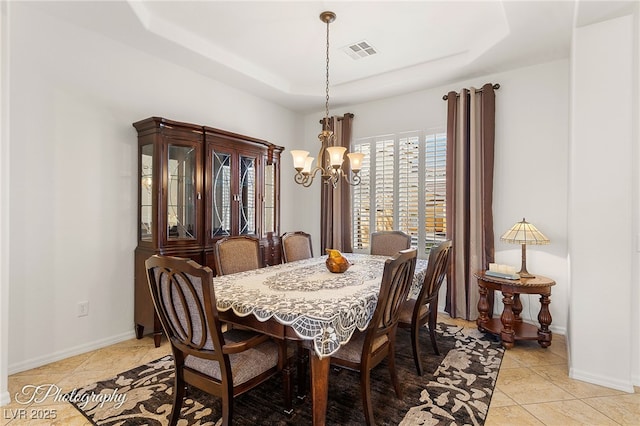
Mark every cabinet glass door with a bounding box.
[167,145,197,240]
[264,163,275,234]
[140,144,154,241]
[239,155,256,235]
[211,149,232,237]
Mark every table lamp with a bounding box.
[500,218,549,278]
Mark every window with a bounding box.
[352,130,447,258]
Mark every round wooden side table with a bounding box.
[475,271,555,349]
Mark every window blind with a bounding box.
[352,130,447,258]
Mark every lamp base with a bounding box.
[519,244,535,278]
[517,270,535,279]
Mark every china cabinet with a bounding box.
[133,117,283,345]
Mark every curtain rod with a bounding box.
[442,83,500,100]
[318,112,355,124]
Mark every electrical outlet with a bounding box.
[77,301,89,317]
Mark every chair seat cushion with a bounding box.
[398,298,428,324]
[331,331,388,364]
[184,329,279,386]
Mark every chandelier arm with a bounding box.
[294,164,325,187]
[308,165,324,180]
[342,171,362,186]
[295,173,315,187]
[294,171,309,186]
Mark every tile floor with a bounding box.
[1,315,638,425]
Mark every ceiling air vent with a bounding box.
[342,40,378,60]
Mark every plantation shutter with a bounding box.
[352,130,446,258]
[352,142,371,249]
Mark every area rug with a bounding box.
[70,323,503,425]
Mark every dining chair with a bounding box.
[213,235,262,275]
[398,240,452,376]
[145,255,291,426]
[329,248,417,425]
[281,231,313,262]
[370,230,412,256]
[280,231,315,398]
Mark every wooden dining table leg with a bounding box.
[309,352,330,426]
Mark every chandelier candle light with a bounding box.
[291,11,364,188]
[500,218,550,278]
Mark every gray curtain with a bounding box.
[445,83,496,320]
[321,113,354,253]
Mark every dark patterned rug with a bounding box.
[70,323,503,425]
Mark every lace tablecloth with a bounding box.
[214,253,428,357]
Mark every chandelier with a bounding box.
[291,11,364,188]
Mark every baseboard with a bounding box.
[8,330,136,376]
[0,390,9,406]
[549,324,566,335]
[569,367,635,393]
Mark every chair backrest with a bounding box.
[145,255,224,358]
[415,240,452,310]
[370,230,412,256]
[281,231,313,263]
[369,248,417,338]
[213,235,262,275]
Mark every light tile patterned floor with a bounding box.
[1,315,638,425]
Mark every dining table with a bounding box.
[214,252,428,426]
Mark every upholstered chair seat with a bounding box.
[330,332,389,364]
[398,299,428,324]
[184,328,280,386]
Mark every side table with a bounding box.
[475,271,555,349]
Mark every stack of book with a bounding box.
[486,263,519,280]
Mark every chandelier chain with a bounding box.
[325,18,330,122]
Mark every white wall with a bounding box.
[634,1,640,390]
[0,0,10,407]
[303,59,571,335]
[3,3,301,376]
[569,13,637,392]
